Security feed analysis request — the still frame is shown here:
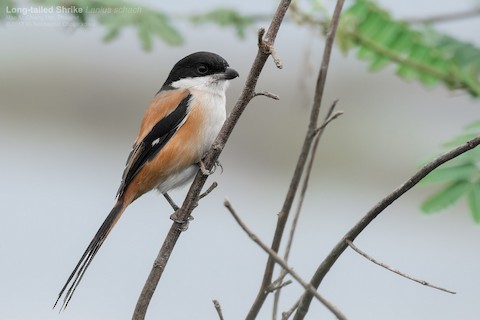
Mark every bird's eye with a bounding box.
[197,65,208,74]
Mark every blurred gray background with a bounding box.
[1,0,480,319]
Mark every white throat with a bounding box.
[170,75,230,96]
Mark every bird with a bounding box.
[54,51,239,310]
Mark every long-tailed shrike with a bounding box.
[54,51,239,309]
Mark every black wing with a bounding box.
[116,94,191,198]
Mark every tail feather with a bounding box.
[54,199,127,310]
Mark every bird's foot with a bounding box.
[170,211,194,231]
[198,160,213,176]
[198,159,223,176]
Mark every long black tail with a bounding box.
[54,199,126,310]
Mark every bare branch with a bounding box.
[293,135,480,319]
[273,99,342,319]
[213,299,225,320]
[132,1,292,318]
[246,1,345,318]
[224,199,347,320]
[346,240,456,294]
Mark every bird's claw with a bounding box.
[198,160,214,175]
[198,159,223,176]
[170,211,194,231]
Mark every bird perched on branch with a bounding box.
[54,51,239,310]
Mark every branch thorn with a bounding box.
[254,91,280,100]
[267,279,292,292]
[199,181,218,200]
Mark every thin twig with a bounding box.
[213,299,225,320]
[268,279,292,293]
[293,135,480,320]
[311,110,343,138]
[199,181,218,200]
[246,1,345,319]
[132,1,292,318]
[254,91,280,100]
[270,272,286,290]
[270,46,283,69]
[406,7,480,24]
[224,199,347,320]
[346,240,456,294]
[282,299,300,320]
[273,100,341,319]
[258,28,283,69]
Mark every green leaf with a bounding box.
[419,120,480,222]
[150,12,183,46]
[420,163,478,185]
[446,148,480,168]
[340,0,480,97]
[137,23,153,51]
[98,14,126,43]
[421,180,471,214]
[396,65,419,81]
[102,24,121,43]
[467,182,480,223]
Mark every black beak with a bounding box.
[222,67,239,80]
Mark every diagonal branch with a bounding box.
[132,1,292,319]
[293,135,480,320]
[224,199,347,320]
[246,1,345,319]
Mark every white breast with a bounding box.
[172,74,229,155]
[156,76,229,193]
[192,89,227,154]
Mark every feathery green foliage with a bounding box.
[1,0,183,50]
[0,0,18,19]
[189,8,253,39]
[420,123,480,222]
[0,0,257,50]
[338,0,480,97]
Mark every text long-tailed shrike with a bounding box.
[55,51,239,309]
